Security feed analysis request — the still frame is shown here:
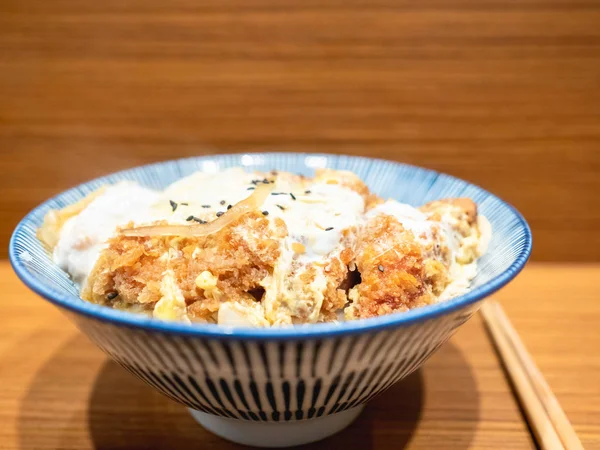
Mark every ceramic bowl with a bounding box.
[10,153,531,447]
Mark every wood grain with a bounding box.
[495,264,600,449]
[2,263,599,448]
[0,261,539,449]
[480,301,569,450]
[1,0,599,261]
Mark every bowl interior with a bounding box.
[9,153,531,338]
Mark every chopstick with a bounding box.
[480,300,584,450]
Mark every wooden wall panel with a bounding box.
[1,0,599,260]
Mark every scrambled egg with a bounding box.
[40,167,490,327]
[154,269,191,324]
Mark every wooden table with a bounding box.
[1,262,598,449]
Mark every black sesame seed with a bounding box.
[202,204,211,208]
[193,217,207,224]
[186,215,195,221]
[290,193,297,200]
[276,204,285,210]
[220,200,226,205]
[180,202,189,206]
[271,192,284,196]
[106,291,118,300]
[216,211,224,217]
[325,227,334,231]
[378,265,385,272]
[305,190,311,194]
[262,210,269,216]
[247,187,255,190]
[262,178,269,184]
[169,200,178,212]
[227,204,232,210]
[251,179,260,185]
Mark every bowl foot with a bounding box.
[188,405,365,447]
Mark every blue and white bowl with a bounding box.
[9,153,532,447]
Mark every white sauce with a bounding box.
[53,182,161,286]
[439,262,478,301]
[259,181,365,325]
[157,168,254,223]
[264,182,364,261]
[367,201,433,241]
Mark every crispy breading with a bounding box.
[83,208,355,325]
[82,212,283,319]
[345,198,481,320]
[345,214,435,319]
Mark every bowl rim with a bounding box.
[9,152,532,340]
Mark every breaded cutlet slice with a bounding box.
[82,211,285,323]
[81,168,372,325]
[345,198,480,320]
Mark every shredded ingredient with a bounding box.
[120,182,274,237]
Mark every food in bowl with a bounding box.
[37,167,491,327]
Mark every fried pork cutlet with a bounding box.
[83,212,284,324]
[40,167,488,327]
[345,198,481,320]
